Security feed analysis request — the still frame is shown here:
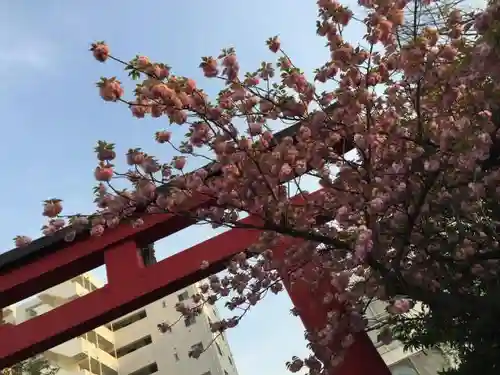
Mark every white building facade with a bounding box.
[6,273,238,375]
[4,273,454,375]
[366,300,452,375]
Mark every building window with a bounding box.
[111,310,147,331]
[128,363,158,375]
[201,372,211,375]
[116,335,153,358]
[162,301,167,308]
[74,276,98,292]
[191,342,204,352]
[174,353,179,361]
[215,342,223,356]
[390,359,419,375]
[228,356,233,365]
[374,339,384,348]
[224,371,229,375]
[185,315,196,327]
[178,291,189,302]
[189,342,204,359]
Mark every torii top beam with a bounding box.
[0,108,394,375]
[0,105,352,308]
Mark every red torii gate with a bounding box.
[0,123,392,375]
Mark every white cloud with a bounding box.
[0,35,58,89]
[0,42,54,70]
[0,6,58,73]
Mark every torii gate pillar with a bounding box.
[0,206,392,375]
[272,241,391,375]
[0,121,390,374]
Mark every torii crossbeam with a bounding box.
[0,121,391,375]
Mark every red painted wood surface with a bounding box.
[0,127,390,374]
[0,122,353,308]
[0,203,197,308]
[0,192,310,366]
[0,218,262,367]
[273,239,392,375]
[0,213,391,375]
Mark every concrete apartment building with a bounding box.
[3,272,454,375]
[4,273,238,375]
[366,300,452,375]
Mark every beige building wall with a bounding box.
[8,273,238,375]
[365,300,451,375]
[109,282,237,375]
[7,273,454,375]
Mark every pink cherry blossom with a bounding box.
[14,235,32,247]
[16,0,500,372]
[42,199,63,218]
[90,41,110,62]
[173,156,186,170]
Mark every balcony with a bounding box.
[94,326,115,345]
[116,343,155,374]
[39,281,91,306]
[35,282,114,345]
[78,357,118,375]
[112,314,149,346]
[1,308,15,325]
[49,337,117,371]
[82,340,117,371]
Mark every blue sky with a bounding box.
[0,1,352,374]
[0,0,487,374]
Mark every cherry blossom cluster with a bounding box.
[13,0,500,373]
